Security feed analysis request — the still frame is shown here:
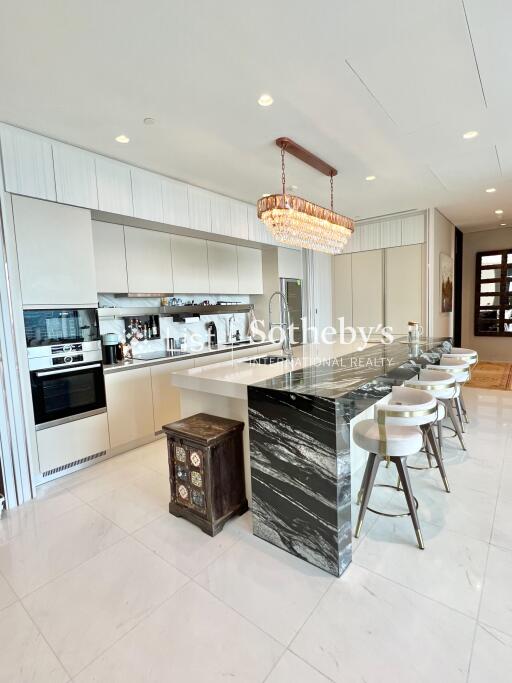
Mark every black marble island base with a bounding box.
[248,338,451,577]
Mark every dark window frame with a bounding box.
[474,248,512,337]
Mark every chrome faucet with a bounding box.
[226,312,236,343]
[268,291,293,360]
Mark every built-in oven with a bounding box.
[23,308,106,430]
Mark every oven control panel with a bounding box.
[52,354,84,366]
[51,343,83,355]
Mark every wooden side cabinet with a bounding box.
[163,413,247,536]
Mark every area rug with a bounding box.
[466,361,512,391]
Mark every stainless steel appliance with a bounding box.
[280,278,303,344]
[23,309,106,430]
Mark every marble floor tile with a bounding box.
[468,625,512,683]
[0,572,17,611]
[291,564,474,683]
[0,489,82,544]
[23,537,188,677]
[74,582,283,683]
[0,602,69,682]
[354,518,487,617]
[491,495,512,551]
[479,545,512,636]
[88,469,169,533]
[137,438,169,475]
[196,533,333,645]
[67,461,152,503]
[0,504,125,597]
[133,513,242,577]
[266,651,332,682]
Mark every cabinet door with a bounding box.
[105,368,154,448]
[124,227,173,294]
[92,221,128,293]
[210,194,232,237]
[380,219,402,248]
[230,200,249,240]
[162,177,189,228]
[131,168,163,222]
[170,235,210,293]
[187,186,211,232]
[358,223,381,251]
[0,124,55,200]
[278,247,303,280]
[402,214,425,245]
[352,250,384,329]
[53,143,98,209]
[12,195,97,306]
[247,203,270,243]
[95,157,133,216]
[237,246,263,294]
[150,359,194,432]
[208,242,238,294]
[385,244,423,335]
[333,253,353,326]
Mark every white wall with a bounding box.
[462,227,512,361]
[428,209,455,338]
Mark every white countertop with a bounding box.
[171,340,376,399]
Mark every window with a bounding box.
[474,249,512,336]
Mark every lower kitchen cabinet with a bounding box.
[36,413,110,475]
[150,359,195,432]
[105,367,155,449]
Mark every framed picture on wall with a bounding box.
[440,252,453,313]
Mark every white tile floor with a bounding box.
[0,387,511,682]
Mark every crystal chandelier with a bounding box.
[257,138,354,254]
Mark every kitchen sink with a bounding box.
[244,356,286,365]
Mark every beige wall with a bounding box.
[428,209,455,338]
[462,227,512,361]
[251,246,279,329]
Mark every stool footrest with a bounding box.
[365,484,419,518]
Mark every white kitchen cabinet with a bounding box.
[333,253,353,326]
[162,177,189,228]
[105,368,154,448]
[237,246,263,294]
[357,222,381,251]
[131,168,163,222]
[124,226,173,294]
[230,200,249,240]
[53,142,98,209]
[95,157,133,216]
[402,214,425,245]
[247,204,270,244]
[352,250,384,328]
[0,124,56,200]
[36,413,110,474]
[344,225,360,253]
[208,242,238,293]
[385,244,423,335]
[150,359,194,432]
[92,221,128,293]
[170,234,210,293]
[12,195,97,306]
[210,194,232,237]
[380,219,402,248]
[187,186,211,232]
[278,247,302,280]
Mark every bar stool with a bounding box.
[406,369,463,453]
[440,356,470,432]
[427,358,469,446]
[353,386,440,550]
[442,347,478,424]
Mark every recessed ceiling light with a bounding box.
[486,187,496,193]
[115,134,130,143]
[495,209,504,215]
[500,222,507,226]
[462,130,479,139]
[365,175,376,181]
[258,93,273,107]
[143,117,156,125]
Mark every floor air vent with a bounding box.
[42,450,107,478]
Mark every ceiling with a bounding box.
[0,0,511,233]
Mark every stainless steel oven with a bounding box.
[23,308,106,430]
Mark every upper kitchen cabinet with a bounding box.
[162,177,189,228]
[12,195,97,306]
[187,186,211,232]
[52,143,98,209]
[247,203,271,244]
[208,241,238,293]
[95,157,133,216]
[230,200,249,240]
[402,213,425,245]
[210,194,232,237]
[171,235,209,293]
[124,226,173,293]
[131,168,163,223]
[237,246,263,294]
[0,124,56,201]
[92,221,128,293]
[380,219,402,249]
[278,247,302,280]
[357,222,381,252]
